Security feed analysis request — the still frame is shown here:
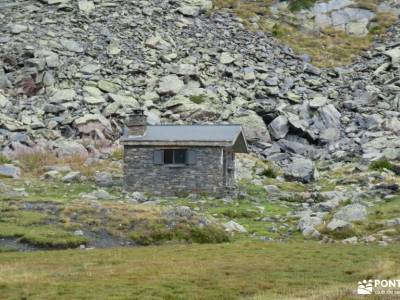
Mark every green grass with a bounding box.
[0,242,399,299]
[288,0,316,12]
[130,223,230,245]
[20,226,87,248]
[0,209,87,249]
[0,178,97,203]
[189,95,206,104]
[110,147,123,161]
[0,246,15,253]
[369,159,400,174]
[259,167,277,179]
[369,196,400,222]
[0,224,87,249]
[0,154,11,164]
[0,210,48,226]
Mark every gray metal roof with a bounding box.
[120,124,248,153]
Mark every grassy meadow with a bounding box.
[0,241,399,300]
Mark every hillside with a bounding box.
[0,0,400,299]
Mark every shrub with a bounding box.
[110,147,123,161]
[0,154,11,164]
[369,159,400,174]
[288,0,317,12]
[319,225,359,240]
[260,167,277,178]
[15,150,57,175]
[213,0,240,9]
[189,226,230,244]
[221,208,260,219]
[130,223,230,245]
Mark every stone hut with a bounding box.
[120,110,248,196]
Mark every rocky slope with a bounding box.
[0,0,399,176]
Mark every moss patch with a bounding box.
[189,95,206,104]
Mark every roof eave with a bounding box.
[120,140,234,147]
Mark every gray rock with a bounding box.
[284,157,317,183]
[224,220,247,233]
[0,93,10,108]
[0,164,21,179]
[60,39,84,53]
[309,96,328,108]
[342,236,358,244]
[327,219,351,231]
[334,204,367,222]
[220,52,235,64]
[268,115,289,140]
[131,191,147,202]
[9,24,28,34]
[95,171,113,187]
[318,104,341,129]
[178,5,200,17]
[50,89,76,103]
[157,75,184,95]
[230,111,271,143]
[98,80,120,93]
[91,189,115,200]
[56,141,88,157]
[385,47,400,65]
[62,171,81,182]
[298,215,323,236]
[81,64,100,74]
[78,0,95,14]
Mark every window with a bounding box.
[164,149,187,164]
[153,149,197,165]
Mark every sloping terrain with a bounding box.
[0,0,399,167]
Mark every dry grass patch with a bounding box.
[12,150,120,177]
[269,24,373,67]
[213,0,397,68]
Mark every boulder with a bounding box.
[178,5,200,17]
[333,204,367,222]
[309,95,328,108]
[50,89,76,103]
[327,219,351,231]
[224,220,247,233]
[78,0,95,14]
[157,75,184,95]
[95,171,114,187]
[298,215,323,237]
[0,93,10,108]
[60,39,84,53]
[0,164,21,179]
[62,171,81,182]
[268,115,289,140]
[55,141,88,157]
[220,52,235,64]
[230,111,271,143]
[284,157,317,183]
[74,114,112,136]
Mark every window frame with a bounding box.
[163,149,187,165]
